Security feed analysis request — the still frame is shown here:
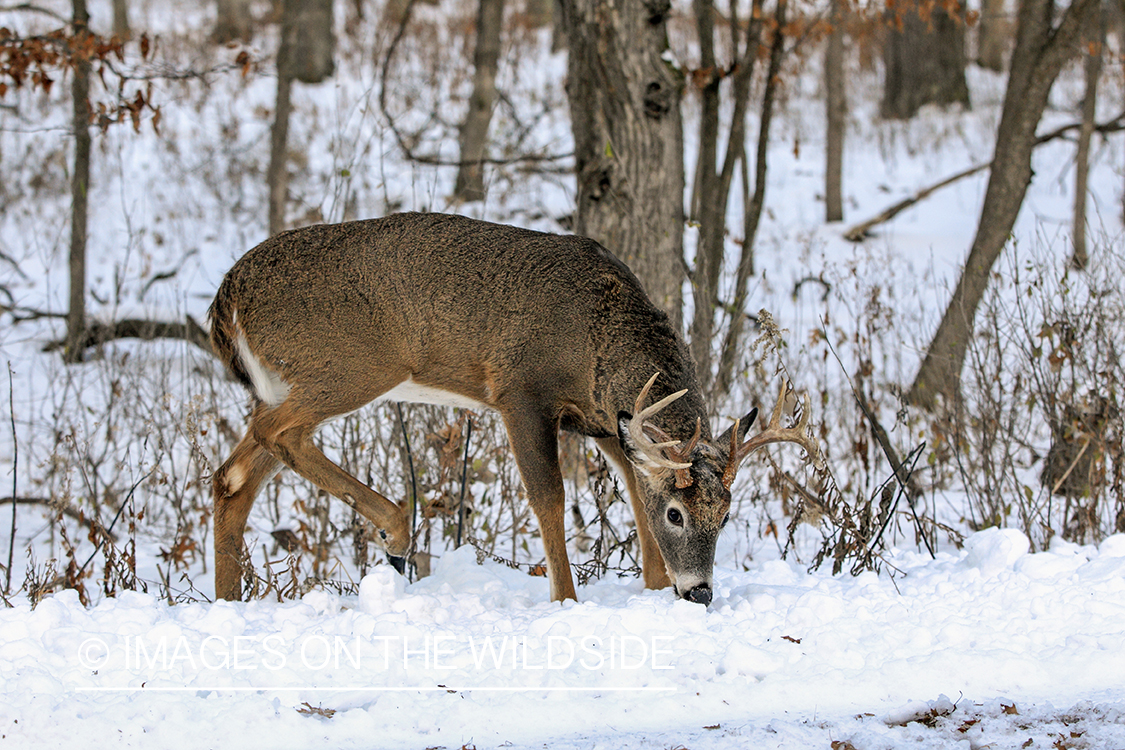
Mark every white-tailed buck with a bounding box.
[209,213,819,604]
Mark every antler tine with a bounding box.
[628,372,693,470]
[722,381,824,489]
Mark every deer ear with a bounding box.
[716,408,758,456]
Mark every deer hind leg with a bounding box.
[503,407,577,602]
[595,437,672,590]
[213,420,282,601]
[250,395,411,560]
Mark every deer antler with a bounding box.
[722,381,824,489]
[643,417,702,488]
[628,372,693,472]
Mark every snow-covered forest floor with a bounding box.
[2,0,1125,746]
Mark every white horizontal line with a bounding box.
[75,686,676,693]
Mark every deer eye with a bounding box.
[721,513,730,528]
[667,507,683,526]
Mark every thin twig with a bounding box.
[76,467,154,578]
[5,363,16,597]
[394,402,417,579]
[0,2,67,21]
[456,414,473,549]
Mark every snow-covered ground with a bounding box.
[3,0,1125,746]
[3,530,1125,748]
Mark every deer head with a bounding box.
[618,374,822,605]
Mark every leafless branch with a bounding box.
[43,315,212,355]
[0,3,67,21]
[845,107,1125,241]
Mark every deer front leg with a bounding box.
[251,400,411,561]
[596,437,671,590]
[503,407,577,602]
[213,428,281,601]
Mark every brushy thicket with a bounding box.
[12,235,1121,606]
[3,2,1123,606]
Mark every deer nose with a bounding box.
[684,583,712,606]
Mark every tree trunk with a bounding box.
[280,0,335,84]
[453,0,506,202]
[65,0,92,363]
[1071,2,1103,270]
[112,0,131,39]
[558,0,686,330]
[908,0,1098,409]
[213,0,254,43]
[977,0,1008,70]
[267,0,335,235]
[881,0,971,119]
[825,0,846,222]
[267,10,295,236]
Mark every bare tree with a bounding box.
[687,0,766,394]
[825,0,846,222]
[558,0,686,329]
[908,0,1099,409]
[977,0,1008,70]
[267,0,335,236]
[112,0,130,39]
[65,0,92,363]
[714,0,789,399]
[881,0,970,119]
[453,0,506,202]
[213,0,254,43]
[1071,1,1104,270]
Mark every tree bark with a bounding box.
[267,70,293,236]
[1071,2,1103,270]
[453,0,506,202]
[559,0,686,329]
[267,0,335,235]
[213,0,254,43]
[881,0,971,119]
[977,0,1008,70]
[280,0,335,84]
[267,6,295,237]
[825,0,846,222]
[112,0,131,39]
[908,0,1099,409]
[65,0,92,363]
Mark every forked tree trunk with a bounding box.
[881,0,970,119]
[1071,2,1104,270]
[453,0,505,202]
[714,0,787,399]
[558,0,685,329]
[908,0,1099,409]
[688,0,764,397]
[825,0,846,222]
[65,0,92,363]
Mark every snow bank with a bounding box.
[3,531,1124,748]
